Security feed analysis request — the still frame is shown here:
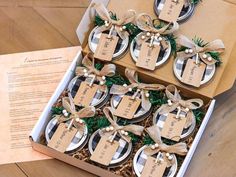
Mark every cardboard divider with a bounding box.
[80,0,236,99]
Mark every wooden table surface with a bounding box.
[0,1,235,177]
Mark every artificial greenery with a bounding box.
[128,132,141,144]
[193,108,205,126]
[83,116,110,134]
[143,135,155,145]
[149,90,167,106]
[191,0,202,5]
[124,23,142,42]
[106,74,129,88]
[208,51,222,67]
[166,34,177,55]
[51,106,63,115]
[193,36,208,47]
[94,63,104,70]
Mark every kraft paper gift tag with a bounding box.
[74,81,99,107]
[94,33,119,61]
[90,136,119,166]
[48,123,78,153]
[114,95,141,119]
[181,59,206,87]
[161,113,187,141]
[159,0,185,22]
[136,43,161,70]
[141,156,168,177]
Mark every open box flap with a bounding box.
[215,42,236,96]
[76,0,110,47]
[77,0,236,99]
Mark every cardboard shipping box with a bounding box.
[30,0,236,176]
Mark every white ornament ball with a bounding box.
[102,76,106,80]
[168,155,173,161]
[203,54,208,59]
[100,81,105,85]
[185,49,189,54]
[146,32,151,37]
[128,88,132,92]
[121,130,125,135]
[110,126,114,131]
[62,110,67,114]
[207,56,212,61]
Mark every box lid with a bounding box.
[76,0,236,98]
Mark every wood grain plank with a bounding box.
[0,164,26,177]
[18,159,96,177]
[0,6,72,54]
[185,82,236,177]
[34,7,86,45]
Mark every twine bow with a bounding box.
[57,93,96,134]
[76,53,116,89]
[144,125,188,166]
[93,3,136,40]
[102,107,144,143]
[157,85,203,128]
[135,13,179,46]
[176,35,225,65]
[110,68,165,111]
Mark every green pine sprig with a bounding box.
[143,135,155,145]
[166,34,177,55]
[128,132,141,144]
[105,74,129,88]
[207,51,222,67]
[193,108,205,126]
[83,116,110,134]
[124,23,142,42]
[149,90,167,106]
[193,36,208,47]
[51,106,63,115]
[192,0,202,5]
